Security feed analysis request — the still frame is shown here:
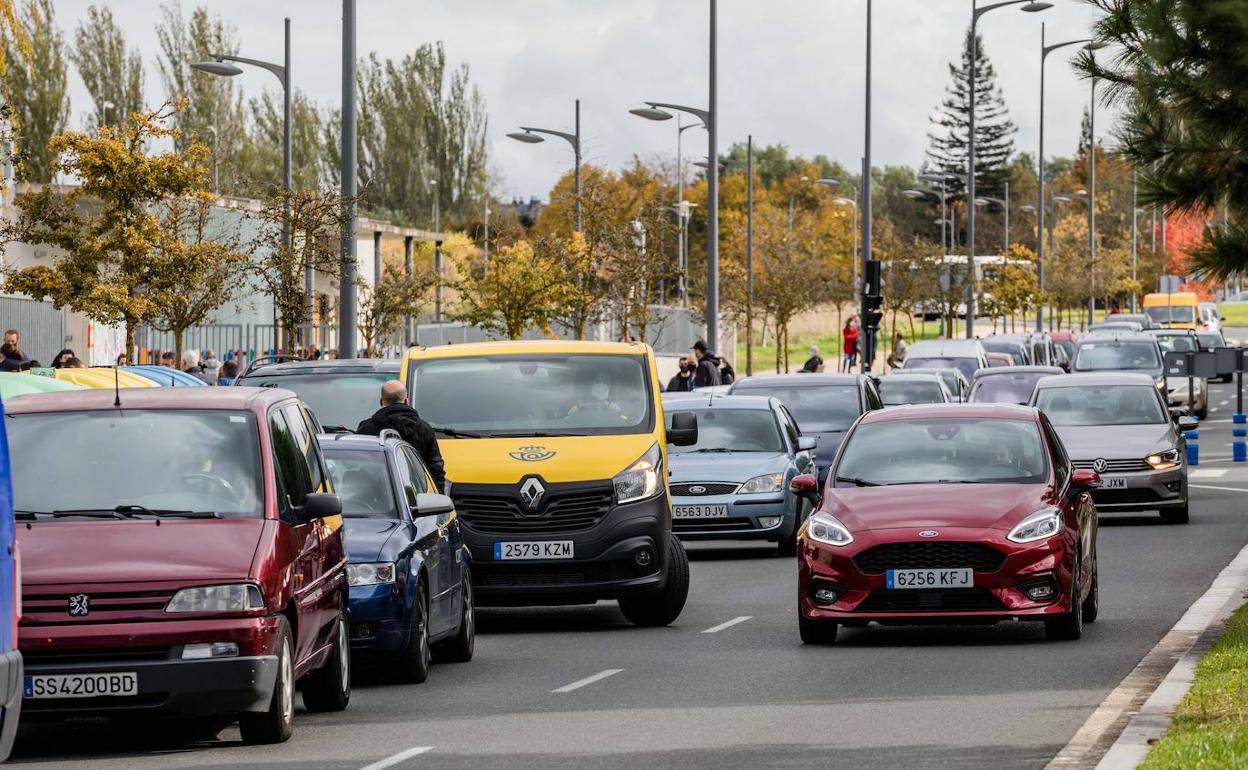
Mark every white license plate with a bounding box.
[673,504,729,519]
[494,541,574,560]
[1101,476,1127,489]
[24,672,138,699]
[886,568,973,589]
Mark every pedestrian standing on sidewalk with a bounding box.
[887,332,908,371]
[841,318,859,373]
[180,350,213,385]
[2,331,29,367]
[201,349,222,386]
[51,349,76,368]
[689,340,722,389]
[666,357,694,392]
[357,381,447,492]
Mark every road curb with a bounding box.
[1045,539,1248,770]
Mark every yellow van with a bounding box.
[1143,292,1200,330]
[399,339,698,626]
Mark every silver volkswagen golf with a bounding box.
[1030,372,1197,524]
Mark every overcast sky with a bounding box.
[53,0,1111,201]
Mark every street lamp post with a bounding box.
[746,136,754,376]
[509,99,582,232]
[967,0,1051,339]
[919,172,962,257]
[1087,73,1098,327]
[973,179,1009,254]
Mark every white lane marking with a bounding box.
[358,746,434,770]
[1191,483,1248,493]
[702,615,753,634]
[1221,399,1231,405]
[552,668,624,693]
[1191,469,1229,478]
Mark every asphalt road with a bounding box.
[12,378,1248,770]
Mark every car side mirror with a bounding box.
[797,436,817,451]
[1177,415,1199,432]
[413,492,455,518]
[668,411,699,446]
[292,492,342,524]
[1071,469,1101,489]
[1169,407,1187,423]
[789,473,820,503]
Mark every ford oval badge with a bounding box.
[918,530,939,538]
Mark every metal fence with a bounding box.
[0,295,64,365]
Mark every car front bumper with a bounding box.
[670,492,795,542]
[348,582,408,656]
[0,649,21,760]
[1085,465,1186,512]
[1167,379,1205,409]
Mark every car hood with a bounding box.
[1053,423,1175,459]
[17,518,267,585]
[668,452,789,482]
[344,517,404,562]
[440,434,657,485]
[822,483,1047,532]
[808,431,846,466]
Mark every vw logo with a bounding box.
[688,485,707,495]
[518,477,546,511]
[68,593,90,616]
[918,530,939,538]
[1092,458,1108,473]
[509,445,556,462]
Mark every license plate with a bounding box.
[1101,476,1127,489]
[494,541,574,560]
[886,568,973,589]
[673,504,729,519]
[24,672,138,699]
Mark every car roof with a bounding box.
[881,372,945,382]
[661,394,776,409]
[1076,333,1158,344]
[859,402,1037,424]
[732,373,862,388]
[907,339,984,356]
[902,367,968,380]
[972,366,1065,380]
[241,358,401,377]
[405,339,651,360]
[1145,328,1196,336]
[1034,372,1157,389]
[4,385,296,413]
[317,431,400,452]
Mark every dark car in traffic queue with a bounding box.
[235,356,402,432]
[0,391,18,761]
[728,373,881,486]
[661,394,818,556]
[969,366,1065,405]
[901,339,990,384]
[6,387,351,744]
[896,367,972,402]
[320,431,474,682]
[876,373,953,406]
[1070,333,1168,399]
[792,403,1101,644]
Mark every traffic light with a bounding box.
[864,293,884,331]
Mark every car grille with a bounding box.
[21,588,176,624]
[856,588,1006,613]
[452,481,614,535]
[853,542,1006,574]
[1074,459,1153,473]
[474,561,646,588]
[670,482,739,496]
[673,517,755,534]
[1092,488,1165,505]
[23,647,172,666]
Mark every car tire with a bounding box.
[1161,500,1190,524]
[239,617,295,744]
[395,582,432,684]
[799,612,838,644]
[1197,402,1209,420]
[777,501,807,558]
[432,570,475,664]
[618,537,690,627]
[1045,558,1084,641]
[301,610,351,712]
[1081,555,1099,624]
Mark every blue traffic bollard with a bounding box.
[1236,439,1248,463]
[1235,413,1247,425]
[1186,430,1200,466]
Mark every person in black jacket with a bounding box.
[357,381,447,492]
[666,356,695,392]
[690,340,722,389]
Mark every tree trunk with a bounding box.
[782,324,790,373]
[174,328,185,363]
[774,322,782,373]
[125,322,136,365]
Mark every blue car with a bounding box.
[0,392,18,761]
[663,394,818,556]
[319,432,474,682]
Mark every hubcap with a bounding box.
[338,618,350,693]
[279,640,293,725]
[463,581,474,641]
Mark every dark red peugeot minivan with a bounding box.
[5,387,350,744]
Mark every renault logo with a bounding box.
[68,594,90,616]
[1092,458,1108,473]
[519,478,546,511]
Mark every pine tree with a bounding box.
[2,0,69,183]
[70,5,144,129]
[926,27,1017,197]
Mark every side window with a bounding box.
[283,404,326,493]
[270,409,312,509]
[864,382,883,411]
[778,406,800,448]
[398,446,429,498]
[1042,417,1070,488]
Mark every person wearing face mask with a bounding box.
[357,380,446,492]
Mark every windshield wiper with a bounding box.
[49,508,139,519]
[692,447,735,453]
[114,505,221,518]
[834,476,881,487]
[429,426,486,439]
[490,431,589,438]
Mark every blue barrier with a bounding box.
[1186,429,1200,466]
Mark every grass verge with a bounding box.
[735,318,962,375]
[1219,303,1248,328]
[1140,601,1248,770]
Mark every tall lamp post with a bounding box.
[192,17,294,346]
[671,118,706,297]
[967,0,1051,339]
[973,180,1009,254]
[509,99,582,232]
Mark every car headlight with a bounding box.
[347,562,396,587]
[805,512,853,547]
[1007,507,1063,544]
[1154,376,1166,390]
[1147,449,1181,470]
[166,584,265,613]
[614,443,662,504]
[739,473,784,494]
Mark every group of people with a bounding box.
[0,330,36,372]
[800,320,908,375]
[666,339,736,392]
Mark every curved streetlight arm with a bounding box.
[211,52,286,86]
[1042,38,1091,60]
[645,101,710,127]
[517,126,579,151]
[975,0,1047,22]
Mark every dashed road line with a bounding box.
[358,746,435,770]
[552,668,624,693]
[1191,469,1229,479]
[702,615,752,634]
[1191,483,1248,493]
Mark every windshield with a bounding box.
[324,449,398,518]
[835,418,1048,485]
[971,373,1046,405]
[904,357,979,381]
[8,410,263,517]
[245,372,393,430]
[1074,342,1160,371]
[983,343,1025,365]
[729,383,860,432]
[878,379,945,406]
[1145,305,1196,324]
[1056,340,1075,358]
[1155,335,1198,354]
[409,354,653,437]
[1197,334,1224,350]
[1035,385,1167,426]
[667,408,783,454]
